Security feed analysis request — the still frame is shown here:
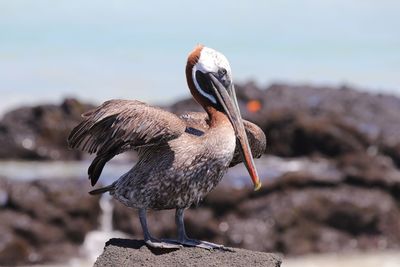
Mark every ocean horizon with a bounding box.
[1,0,399,114]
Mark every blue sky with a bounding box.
[1,0,399,114]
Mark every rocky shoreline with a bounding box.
[1,83,400,266]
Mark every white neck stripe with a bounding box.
[192,66,217,104]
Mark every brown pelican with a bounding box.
[68,45,266,250]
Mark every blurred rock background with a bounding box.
[1,83,400,265]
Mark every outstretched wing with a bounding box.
[68,99,186,186]
[179,112,266,167]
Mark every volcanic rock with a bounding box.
[222,185,400,255]
[0,98,94,160]
[0,177,101,266]
[93,238,282,267]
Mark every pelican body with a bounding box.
[68,45,266,249]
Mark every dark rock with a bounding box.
[94,238,282,267]
[381,143,400,168]
[0,177,101,265]
[221,185,400,255]
[265,113,369,157]
[338,153,400,192]
[0,232,31,266]
[202,186,251,214]
[0,98,94,160]
[237,84,372,158]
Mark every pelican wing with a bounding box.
[68,99,186,185]
[179,112,266,167]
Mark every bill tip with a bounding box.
[254,181,262,191]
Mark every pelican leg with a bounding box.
[138,208,182,249]
[173,208,233,251]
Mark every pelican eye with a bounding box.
[218,68,227,78]
[217,68,231,88]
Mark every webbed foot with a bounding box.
[167,238,234,251]
[145,237,182,249]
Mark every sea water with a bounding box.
[0,0,399,115]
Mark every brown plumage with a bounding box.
[68,108,265,186]
[179,112,266,167]
[68,45,266,250]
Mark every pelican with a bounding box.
[68,45,266,250]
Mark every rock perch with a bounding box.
[94,239,282,267]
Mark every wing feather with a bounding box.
[68,99,186,185]
[69,100,186,153]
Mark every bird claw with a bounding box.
[165,238,234,251]
[145,238,183,249]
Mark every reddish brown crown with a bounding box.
[185,45,227,126]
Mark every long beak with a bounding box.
[208,74,262,191]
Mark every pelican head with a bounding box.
[186,45,261,191]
